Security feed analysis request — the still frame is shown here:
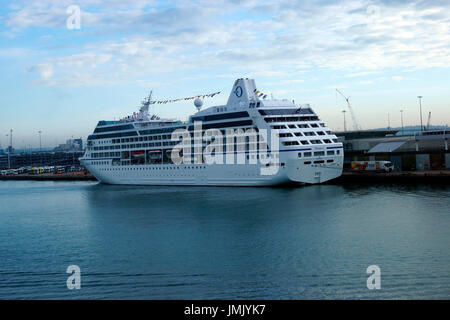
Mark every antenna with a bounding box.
[336,89,361,131]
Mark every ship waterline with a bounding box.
[80,78,343,186]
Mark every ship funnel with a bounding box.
[226,78,258,107]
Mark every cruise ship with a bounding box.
[80,78,343,186]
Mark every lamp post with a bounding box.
[71,135,75,166]
[342,110,347,132]
[417,96,423,132]
[38,131,42,151]
[400,109,404,136]
[38,130,42,165]
[6,134,10,169]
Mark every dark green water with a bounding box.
[0,181,449,299]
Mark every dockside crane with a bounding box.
[336,89,361,131]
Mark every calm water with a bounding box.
[0,180,449,299]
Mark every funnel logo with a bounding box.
[234,86,243,97]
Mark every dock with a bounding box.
[332,170,450,184]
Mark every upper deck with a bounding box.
[85,78,340,154]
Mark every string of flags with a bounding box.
[253,89,268,99]
[150,91,221,105]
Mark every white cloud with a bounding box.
[28,63,54,80]
[357,80,373,85]
[4,0,450,86]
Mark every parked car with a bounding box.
[351,161,394,173]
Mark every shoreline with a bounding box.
[1,170,449,184]
[331,170,450,184]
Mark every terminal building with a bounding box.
[0,151,84,170]
[53,138,83,152]
[337,129,450,171]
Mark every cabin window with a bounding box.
[279,133,293,138]
[283,141,299,146]
[314,151,325,156]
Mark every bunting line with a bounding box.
[253,89,267,99]
[150,91,221,105]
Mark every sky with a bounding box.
[0,0,449,148]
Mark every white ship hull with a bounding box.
[82,150,343,186]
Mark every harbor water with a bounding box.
[0,181,449,299]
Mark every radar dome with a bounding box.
[194,97,204,110]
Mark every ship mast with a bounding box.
[139,90,153,114]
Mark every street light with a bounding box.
[417,96,423,132]
[342,110,347,132]
[38,131,42,151]
[71,135,75,166]
[38,130,42,165]
[6,134,10,169]
[400,109,404,136]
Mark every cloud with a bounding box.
[28,63,54,80]
[3,0,450,86]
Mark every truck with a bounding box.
[351,161,394,173]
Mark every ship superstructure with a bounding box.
[80,78,343,186]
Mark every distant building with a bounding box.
[0,151,85,169]
[336,129,450,171]
[53,138,83,152]
[5,146,14,154]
